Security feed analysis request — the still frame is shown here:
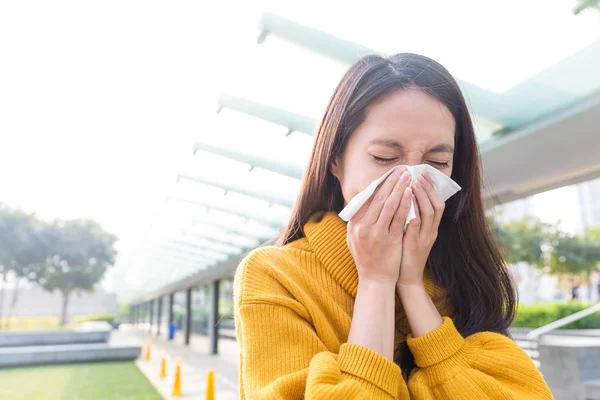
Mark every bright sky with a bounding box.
[1,1,598,295]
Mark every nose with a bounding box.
[401,151,425,167]
[397,159,422,167]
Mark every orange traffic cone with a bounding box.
[144,340,152,361]
[205,370,215,400]
[171,358,183,397]
[159,349,167,379]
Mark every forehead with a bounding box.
[357,88,455,145]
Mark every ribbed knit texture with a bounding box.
[233,211,553,399]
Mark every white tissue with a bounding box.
[338,164,461,230]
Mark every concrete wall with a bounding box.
[539,343,600,400]
[2,285,118,320]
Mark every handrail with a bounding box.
[526,302,600,340]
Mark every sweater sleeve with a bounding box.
[233,249,409,400]
[405,317,553,399]
[236,302,408,399]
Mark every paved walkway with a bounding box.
[121,324,240,399]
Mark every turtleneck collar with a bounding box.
[304,211,359,297]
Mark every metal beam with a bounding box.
[167,197,285,229]
[218,94,316,135]
[177,174,295,208]
[167,228,260,249]
[258,12,377,64]
[171,239,240,255]
[194,141,305,180]
[153,249,217,265]
[256,13,502,126]
[164,244,229,262]
[156,211,277,241]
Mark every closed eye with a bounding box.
[372,156,450,168]
[428,161,450,168]
[372,156,398,164]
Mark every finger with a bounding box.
[412,175,434,234]
[404,192,421,239]
[421,173,446,225]
[352,196,372,222]
[377,171,412,232]
[362,167,408,225]
[389,187,412,236]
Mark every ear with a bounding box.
[330,156,341,180]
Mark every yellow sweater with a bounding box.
[233,212,553,399]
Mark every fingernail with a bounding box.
[419,175,429,187]
[400,171,410,183]
[413,180,422,190]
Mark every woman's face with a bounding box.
[331,88,456,206]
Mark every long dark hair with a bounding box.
[276,53,517,376]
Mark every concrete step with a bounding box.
[0,329,110,347]
[0,343,141,367]
[586,380,600,400]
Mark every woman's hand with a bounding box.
[396,172,445,289]
[396,172,446,337]
[347,167,413,284]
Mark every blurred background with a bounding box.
[1,1,599,399]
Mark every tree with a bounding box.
[490,215,556,266]
[0,205,47,327]
[37,219,118,325]
[586,226,600,242]
[549,233,600,276]
[573,0,600,15]
[491,215,600,280]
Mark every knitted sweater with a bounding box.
[233,211,553,399]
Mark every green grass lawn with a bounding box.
[0,361,162,400]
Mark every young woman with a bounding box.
[233,53,553,399]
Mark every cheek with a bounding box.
[340,172,380,204]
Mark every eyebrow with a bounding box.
[369,139,454,154]
[369,138,404,149]
[426,143,454,154]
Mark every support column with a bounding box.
[185,288,192,345]
[209,280,220,355]
[168,293,174,341]
[156,297,163,336]
[149,300,154,333]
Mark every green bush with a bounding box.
[71,313,115,326]
[513,303,600,329]
[118,304,130,318]
[0,316,61,331]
